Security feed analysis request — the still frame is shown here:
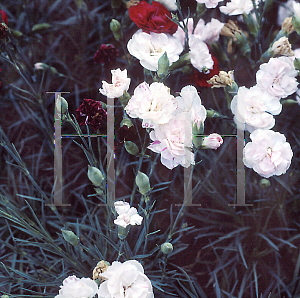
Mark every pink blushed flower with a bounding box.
[256,57,298,99]
[243,129,293,178]
[202,133,223,150]
[114,201,143,228]
[99,68,130,98]
[148,113,194,169]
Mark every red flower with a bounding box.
[76,99,107,132]
[190,52,219,88]
[129,1,178,35]
[94,44,119,65]
[0,10,8,26]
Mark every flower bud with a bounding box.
[124,141,139,155]
[161,242,173,254]
[74,0,88,10]
[259,179,271,189]
[34,62,59,75]
[201,133,223,150]
[61,229,79,245]
[56,95,68,114]
[192,122,204,148]
[118,225,129,240]
[226,81,238,94]
[10,29,23,38]
[110,19,123,41]
[157,52,169,79]
[242,13,258,35]
[31,23,51,32]
[235,32,251,59]
[292,15,300,35]
[294,58,300,70]
[88,165,104,186]
[206,109,221,118]
[121,117,133,128]
[111,0,122,9]
[196,3,206,15]
[281,99,299,106]
[209,42,230,67]
[135,171,150,195]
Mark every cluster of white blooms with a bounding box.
[128,18,223,74]
[125,83,215,169]
[97,260,154,298]
[55,260,154,298]
[173,18,223,73]
[231,55,296,178]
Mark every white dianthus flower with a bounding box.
[244,129,293,178]
[231,85,282,132]
[127,30,183,71]
[256,57,298,99]
[125,81,177,128]
[189,35,214,72]
[97,260,154,298]
[55,276,98,298]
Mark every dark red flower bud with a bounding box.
[129,1,178,35]
[76,99,107,132]
[94,44,119,65]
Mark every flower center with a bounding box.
[149,43,163,56]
